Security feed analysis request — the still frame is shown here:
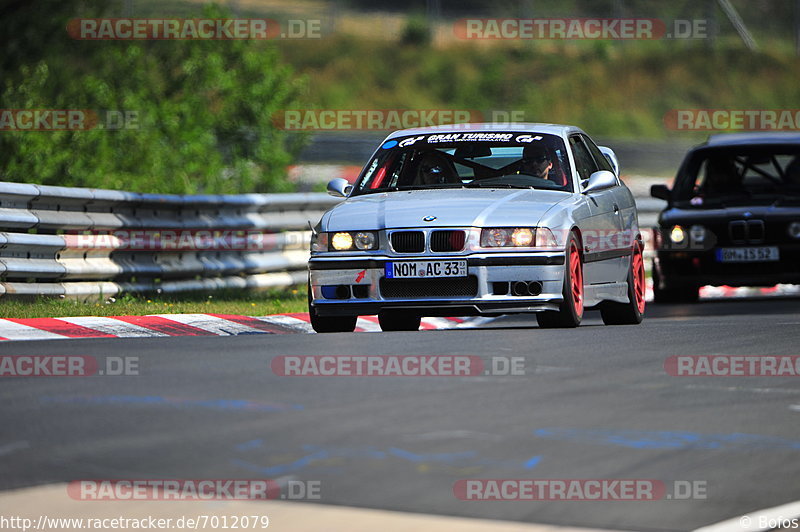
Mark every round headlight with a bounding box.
[788,222,800,239]
[482,228,511,247]
[331,232,354,251]
[354,231,376,250]
[511,228,534,247]
[689,225,706,243]
[670,225,686,244]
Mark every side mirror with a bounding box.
[582,170,617,194]
[650,184,670,201]
[327,178,352,198]
[598,146,619,177]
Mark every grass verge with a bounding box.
[0,288,308,320]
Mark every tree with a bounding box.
[0,2,308,193]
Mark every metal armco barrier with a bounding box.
[0,182,342,300]
[0,181,664,300]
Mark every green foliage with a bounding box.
[1,2,308,193]
[400,14,432,47]
[279,36,800,140]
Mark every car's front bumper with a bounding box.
[654,245,800,288]
[309,252,566,317]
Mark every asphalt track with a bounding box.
[1,296,800,531]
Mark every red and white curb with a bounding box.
[262,313,494,334]
[0,282,795,341]
[0,314,490,342]
[645,278,800,301]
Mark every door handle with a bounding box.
[613,204,620,214]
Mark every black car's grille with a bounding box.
[380,276,478,298]
[697,219,788,246]
[391,231,425,253]
[729,220,765,243]
[430,230,466,252]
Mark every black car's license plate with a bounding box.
[715,246,779,262]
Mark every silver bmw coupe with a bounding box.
[308,123,645,332]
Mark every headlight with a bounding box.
[480,227,538,248]
[670,225,686,244]
[328,231,378,251]
[689,225,706,243]
[788,222,800,239]
[511,228,534,247]
[354,231,376,250]
[481,228,512,247]
[331,232,354,251]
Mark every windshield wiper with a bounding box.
[352,184,465,196]
[464,182,532,189]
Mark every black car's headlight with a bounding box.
[480,227,557,248]
[669,225,686,244]
[326,231,378,251]
[788,222,800,239]
[689,225,706,243]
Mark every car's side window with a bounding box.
[569,136,599,181]
[581,134,615,175]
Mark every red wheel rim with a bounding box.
[632,243,646,314]
[569,242,583,316]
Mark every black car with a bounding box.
[650,132,800,303]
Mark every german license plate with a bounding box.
[715,246,779,262]
[384,260,467,279]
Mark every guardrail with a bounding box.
[0,182,341,300]
[0,180,664,300]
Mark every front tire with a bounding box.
[308,284,357,333]
[537,233,583,328]
[652,261,699,304]
[600,241,646,325]
[378,310,421,331]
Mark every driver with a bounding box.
[702,156,742,196]
[515,144,553,179]
[417,151,458,185]
[785,155,800,185]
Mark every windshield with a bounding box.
[674,146,800,205]
[352,132,573,195]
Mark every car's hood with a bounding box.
[323,188,572,230]
[661,203,800,225]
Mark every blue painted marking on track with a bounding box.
[231,442,541,475]
[387,447,476,463]
[301,444,386,458]
[231,450,332,476]
[533,428,800,451]
[235,439,265,451]
[41,395,304,413]
[523,456,542,468]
